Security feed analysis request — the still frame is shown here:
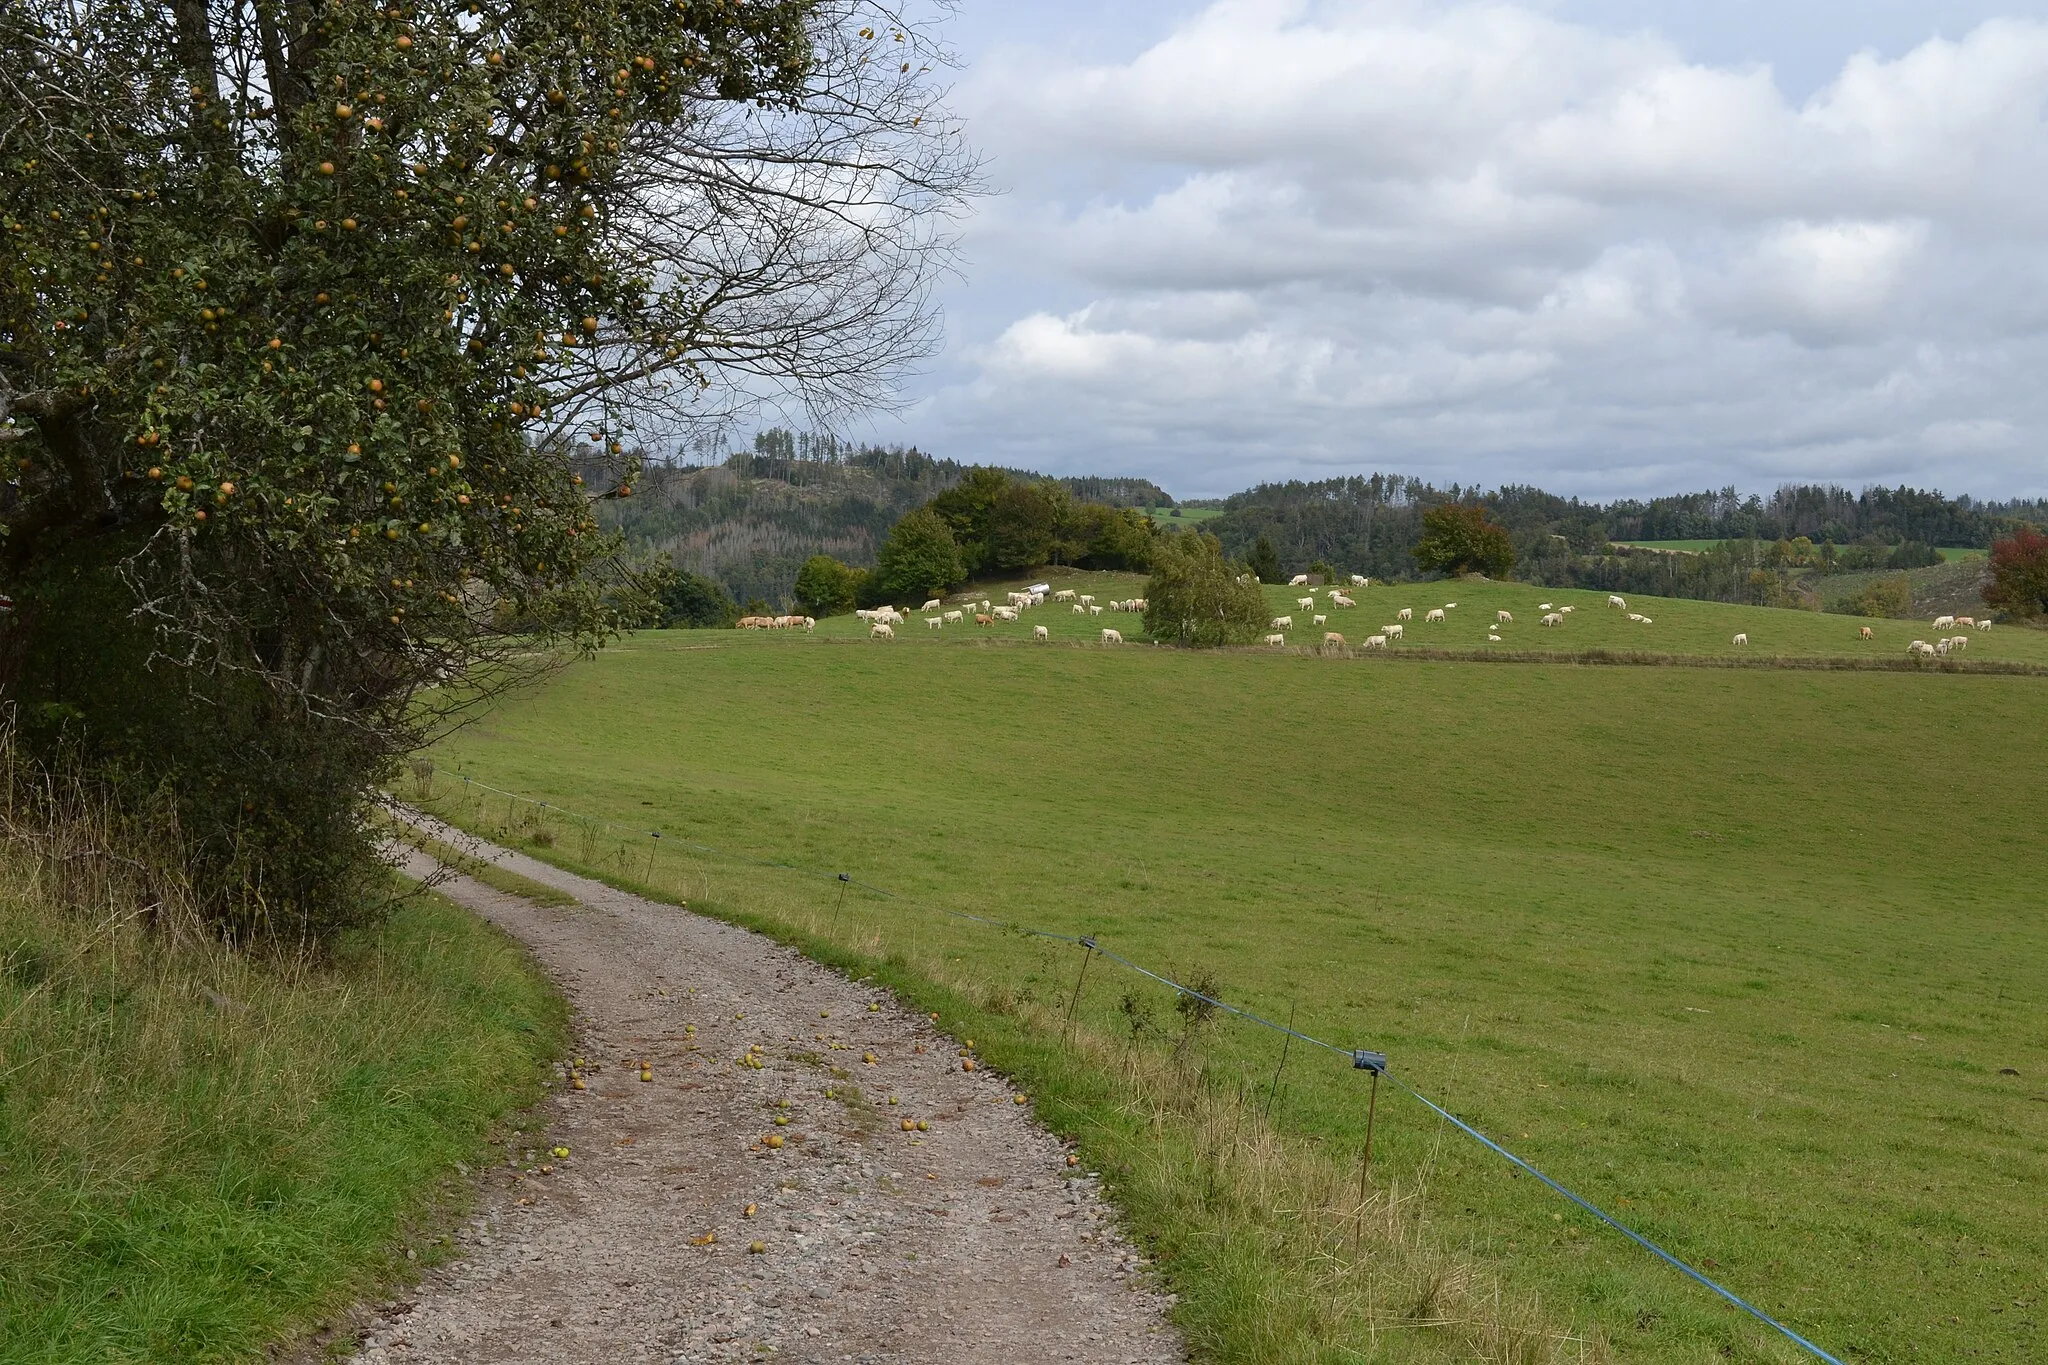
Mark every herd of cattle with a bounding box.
[738,582,2000,656]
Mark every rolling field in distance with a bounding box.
[1613,540,1986,563]
[823,569,2047,667]
[425,631,2047,1362]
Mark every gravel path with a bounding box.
[339,813,1183,1365]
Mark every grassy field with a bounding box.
[1144,506,1225,528]
[834,568,2044,666]
[0,876,567,1362]
[1614,540,1986,563]
[422,628,2047,1363]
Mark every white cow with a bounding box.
[1298,596,1316,610]
[1540,613,1563,627]
[1627,612,1646,622]
[1363,634,1387,649]
[1639,617,1652,625]
[1397,607,1413,621]
[1497,610,1513,623]
[944,610,963,624]
[1425,608,1445,623]
[1330,593,1355,608]
[1976,618,1993,630]
[1053,589,1075,602]
[925,617,943,629]
[1078,595,1095,606]
[1288,574,1310,587]
[1033,625,1049,641]
[1935,638,1954,656]
[1608,595,1626,609]
[1539,603,1553,611]
[870,622,894,639]
[993,606,1018,621]
[1384,623,1404,639]
[1946,634,1969,651]
[1487,633,1502,642]
[1350,574,1368,586]
[1271,615,1293,630]
[1909,639,1935,656]
[1313,614,1328,626]
[1932,615,1955,631]
[1558,605,1573,613]
[1100,628,1123,644]
[921,599,941,612]
[1732,633,1748,645]
[1263,633,1286,647]
[1072,604,1086,614]
[1090,605,1103,616]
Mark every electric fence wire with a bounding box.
[422,774,1846,1365]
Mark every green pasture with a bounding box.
[426,636,2047,1362]
[832,569,2045,666]
[1144,506,1224,527]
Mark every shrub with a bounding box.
[659,570,741,628]
[1842,574,1914,618]
[1984,525,2048,617]
[1413,504,1516,578]
[1247,536,1282,584]
[873,509,965,601]
[792,555,863,618]
[1143,534,1267,647]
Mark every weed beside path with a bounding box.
[0,874,566,1363]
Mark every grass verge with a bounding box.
[380,811,579,907]
[0,851,567,1362]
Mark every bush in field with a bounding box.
[1843,574,1914,618]
[1143,533,1266,647]
[1984,525,2048,617]
[873,509,965,601]
[1247,536,1282,584]
[659,570,740,629]
[1413,504,1516,578]
[793,555,864,618]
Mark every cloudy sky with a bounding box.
[851,0,2048,501]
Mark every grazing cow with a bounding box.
[1497,610,1513,623]
[1079,595,1095,606]
[945,610,963,623]
[1397,607,1413,621]
[1425,608,1445,623]
[1314,614,1328,626]
[921,599,942,612]
[736,616,774,629]
[1264,633,1286,647]
[1935,638,1954,656]
[1130,598,1148,611]
[1732,632,1748,645]
[1330,593,1355,607]
[994,606,1019,621]
[1956,616,1975,628]
[975,614,993,627]
[1073,604,1086,614]
[1488,633,1502,642]
[870,622,895,639]
[1033,625,1049,641]
[1289,574,1310,586]
[1540,613,1563,627]
[1909,640,1935,655]
[1100,628,1123,644]
[1947,634,1969,651]
[1350,574,1368,586]
[1385,623,1404,639]
[1858,626,1873,640]
[1090,605,1104,616]
[1608,595,1626,609]
[1976,618,1993,630]
[1363,634,1388,649]
[1933,615,1955,630]
[925,617,943,629]
[1053,589,1075,602]
[1272,615,1294,630]
[1298,596,1316,610]
[1324,632,1345,646]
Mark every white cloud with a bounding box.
[888,1,2048,498]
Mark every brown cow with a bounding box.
[975,613,993,626]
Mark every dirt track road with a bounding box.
[338,814,1182,1365]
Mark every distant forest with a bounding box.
[587,430,1171,607]
[590,431,2046,611]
